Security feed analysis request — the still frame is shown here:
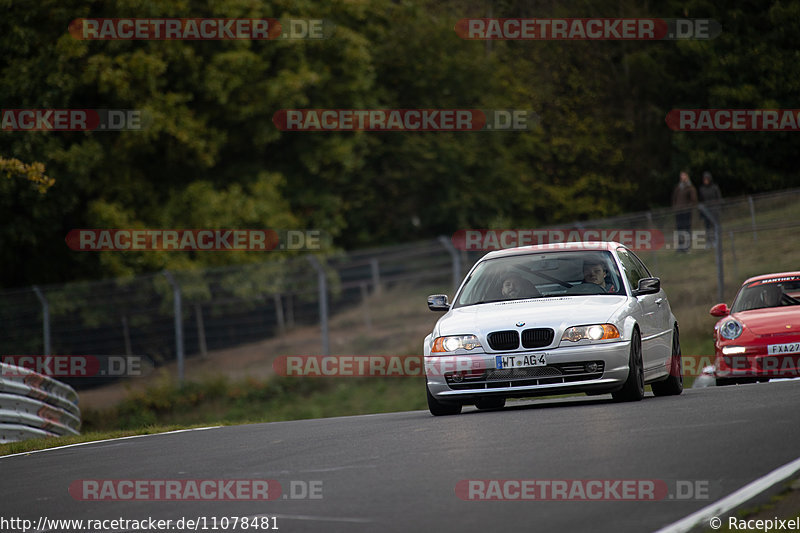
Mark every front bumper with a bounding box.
[715,350,800,379]
[425,340,631,401]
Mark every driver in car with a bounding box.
[501,275,526,299]
[581,261,618,293]
[500,274,539,299]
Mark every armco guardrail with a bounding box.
[0,362,80,443]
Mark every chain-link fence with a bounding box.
[555,187,800,350]
[2,187,798,389]
[0,239,464,388]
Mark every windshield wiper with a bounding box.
[469,298,506,306]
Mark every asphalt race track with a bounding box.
[3,381,800,533]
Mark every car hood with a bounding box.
[733,307,800,335]
[437,296,628,343]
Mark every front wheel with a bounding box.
[426,383,462,416]
[652,325,683,397]
[612,328,645,402]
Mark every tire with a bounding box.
[475,397,506,410]
[426,383,462,416]
[612,328,645,402]
[652,325,684,397]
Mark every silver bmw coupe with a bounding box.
[424,241,682,415]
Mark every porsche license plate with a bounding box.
[768,342,800,355]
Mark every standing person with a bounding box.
[699,171,722,248]
[672,171,698,252]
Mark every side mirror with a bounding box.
[710,303,730,317]
[427,294,450,312]
[633,277,661,296]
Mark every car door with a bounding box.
[616,248,666,373]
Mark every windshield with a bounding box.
[455,250,625,307]
[731,276,800,313]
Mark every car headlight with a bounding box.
[431,335,482,353]
[720,320,743,340]
[561,324,620,342]
[721,346,746,355]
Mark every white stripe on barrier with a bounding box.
[0,363,81,443]
[0,423,56,444]
[0,393,81,430]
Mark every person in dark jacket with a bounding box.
[672,171,698,252]
[698,171,722,248]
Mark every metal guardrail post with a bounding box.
[32,286,51,356]
[307,256,329,356]
[438,235,462,294]
[163,271,184,383]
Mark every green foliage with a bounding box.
[81,372,427,431]
[2,0,799,286]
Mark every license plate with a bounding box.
[495,353,548,369]
[768,342,800,355]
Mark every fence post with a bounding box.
[370,258,381,295]
[195,304,208,359]
[162,271,184,383]
[121,315,133,356]
[438,235,462,294]
[645,211,659,273]
[32,286,51,356]
[748,195,758,241]
[360,282,372,328]
[273,294,285,334]
[307,256,329,356]
[699,204,724,303]
[729,230,739,282]
[286,293,295,329]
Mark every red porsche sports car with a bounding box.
[710,272,800,385]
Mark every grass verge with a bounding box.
[82,372,427,431]
[0,425,203,457]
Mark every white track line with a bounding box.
[654,455,800,533]
[0,426,221,459]
[266,514,372,523]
